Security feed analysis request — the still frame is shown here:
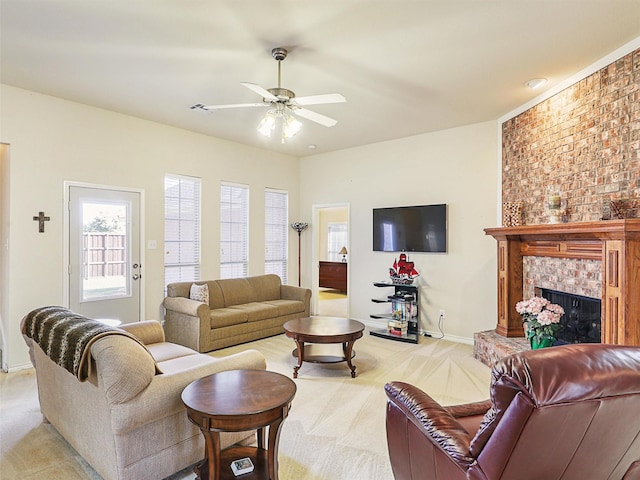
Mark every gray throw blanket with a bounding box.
[21,306,155,381]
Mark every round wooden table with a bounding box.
[283,316,365,378]
[181,369,296,480]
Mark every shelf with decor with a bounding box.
[369,282,419,344]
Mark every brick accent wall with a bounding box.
[502,48,640,300]
[502,47,640,225]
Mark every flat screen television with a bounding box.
[373,204,447,253]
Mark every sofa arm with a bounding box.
[163,296,210,317]
[91,335,157,404]
[280,284,310,302]
[120,320,165,345]
[385,381,474,466]
[108,349,267,434]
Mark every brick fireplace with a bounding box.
[484,219,640,346]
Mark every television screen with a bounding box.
[373,204,447,253]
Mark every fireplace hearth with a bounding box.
[539,288,601,344]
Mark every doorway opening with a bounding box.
[312,204,349,318]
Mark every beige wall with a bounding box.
[0,84,300,370]
[299,122,499,341]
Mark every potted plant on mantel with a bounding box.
[516,296,565,349]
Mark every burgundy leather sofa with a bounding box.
[385,344,640,480]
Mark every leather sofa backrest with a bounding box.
[468,344,640,480]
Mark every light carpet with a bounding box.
[0,330,491,480]
[317,289,348,317]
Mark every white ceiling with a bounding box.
[2,1,640,158]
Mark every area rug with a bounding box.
[1,330,491,480]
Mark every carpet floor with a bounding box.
[0,330,491,480]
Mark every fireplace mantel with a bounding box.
[484,219,640,346]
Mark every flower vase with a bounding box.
[530,336,555,350]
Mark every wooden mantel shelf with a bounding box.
[484,219,640,346]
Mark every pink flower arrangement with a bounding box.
[515,296,565,345]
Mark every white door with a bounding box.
[68,186,141,323]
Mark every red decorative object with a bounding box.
[388,253,419,284]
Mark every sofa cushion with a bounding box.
[146,342,199,363]
[229,302,280,322]
[210,308,248,328]
[206,281,226,309]
[218,278,257,306]
[263,299,306,316]
[246,274,281,301]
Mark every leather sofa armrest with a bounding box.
[385,381,474,465]
[120,320,165,345]
[445,399,492,418]
[163,296,210,318]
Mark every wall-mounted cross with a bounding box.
[33,211,50,233]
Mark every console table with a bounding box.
[319,261,347,291]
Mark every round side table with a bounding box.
[182,369,296,480]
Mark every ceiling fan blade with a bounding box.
[294,93,346,106]
[191,102,265,111]
[240,82,278,101]
[293,107,338,127]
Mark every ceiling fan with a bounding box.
[190,47,346,140]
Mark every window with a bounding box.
[327,223,348,262]
[164,174,201,288]
[265,189,288,284]
[220,183,249,278]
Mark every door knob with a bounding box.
[132,274,140,280]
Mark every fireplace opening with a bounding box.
[538,288,601,344]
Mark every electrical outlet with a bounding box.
[439,309,445,319]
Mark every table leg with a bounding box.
[195,429,221,480]
[267,405,289,480]
[257,426,266,450]
[344,340,357,378]
[292,340,304,378]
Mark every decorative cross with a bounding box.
[33,211,50,233]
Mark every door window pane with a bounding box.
[82,202,129,301]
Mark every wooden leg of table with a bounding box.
[293,340,304,378]
[257,426,266,450]
[196,429,221,480]
[267,406,289,480]
[344,340,357,378]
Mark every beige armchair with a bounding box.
[23,315,267,480]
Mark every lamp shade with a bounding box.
[339,246,348,255]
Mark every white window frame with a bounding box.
[220,182,249,279]
[164,174,201,290]
[265,188,288,284]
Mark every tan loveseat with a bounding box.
[23,317,266,480]
[164,274,311,353]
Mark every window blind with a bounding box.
[164,174,201,289]
[220,183,249,278]
[265,189,288,284]
[328,223,348,262]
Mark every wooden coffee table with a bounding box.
[283,316,365,378]
[181,369,296,480]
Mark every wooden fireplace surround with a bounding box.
[485,219,640,346]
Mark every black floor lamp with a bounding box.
[290,222,309,287]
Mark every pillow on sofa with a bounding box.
[190,283,209,305]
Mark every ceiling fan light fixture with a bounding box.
[257,110,276,137]
[282,114,303,140]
